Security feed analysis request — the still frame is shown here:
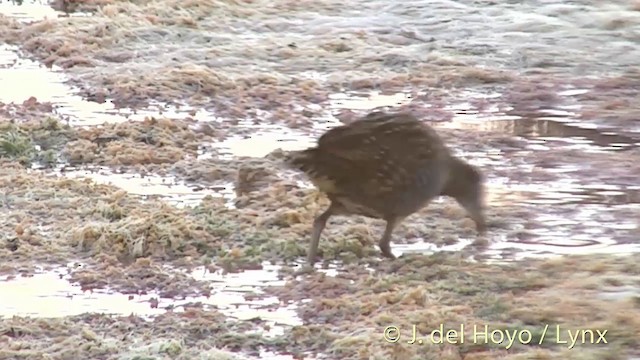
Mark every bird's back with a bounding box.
[285,111,453,218]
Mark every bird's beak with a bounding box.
[458,199,487,234]
[474,215,487,234]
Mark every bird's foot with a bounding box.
[380,250,396,260]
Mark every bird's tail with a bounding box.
[282,148,342,193]
[281,148,317,174]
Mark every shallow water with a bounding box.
[212,129,316,159]
[61,166,237,209]
[0,264,301,349]
[208,91,412,159]
[0,44,216,126]
[1,38,639,261]
[0,0,57,22]
[0,263,297,320]
[328,91,415,110]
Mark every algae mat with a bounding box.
[2,253,640,359]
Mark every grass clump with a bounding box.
[0,117,73,167]
[0,129,35,164]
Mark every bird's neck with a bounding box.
[440,157,468,198]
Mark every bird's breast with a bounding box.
[331,195,385,219]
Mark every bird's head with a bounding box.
[441,157,487,233]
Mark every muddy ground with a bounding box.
[1,0,640,359]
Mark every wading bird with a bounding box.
[283,111,487,267]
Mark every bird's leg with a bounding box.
[307,203,335,266]
[378,217,398,259]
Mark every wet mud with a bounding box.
[1,0,640,359]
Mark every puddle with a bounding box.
[0,263,301,332]
[247,352,299,360]
[0,44,217,126]
[438,88,640,150]
[0,264,302,359]
[441,92,640,152]
[393,238,474,257]
[488,234,640,259]
[598,285,640,301]
[61,166,236,208]
[0,0,94,20]
[212,130,316,159]
[328,91,415,110]
[206,90,422,159]
[0,0,58,22]
[503,181,640,206]
[206,105,343,159]
[448,115,640,152]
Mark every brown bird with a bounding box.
[283,111,486,266]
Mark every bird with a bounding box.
[282,110,487,267]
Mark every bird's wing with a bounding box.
[315,113,448,192]
[317,113,422,161]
